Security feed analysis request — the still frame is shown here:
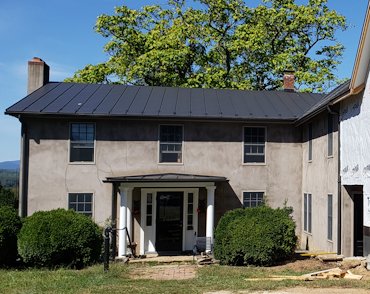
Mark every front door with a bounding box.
[156,192,183,253]
[354,193,364,256]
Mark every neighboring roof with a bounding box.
[104,173,228,183]
[296,80,350,124]
[5,82,324,121]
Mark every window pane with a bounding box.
[243,192,264,208]
[244,127,265,163]
[68,193,93,217]
[70,123,95,162]
[146,216,152,226]
[159,125,183,163]
[328,194,333,240]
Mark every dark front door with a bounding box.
[354,193,364,256]
[156,192,183,253]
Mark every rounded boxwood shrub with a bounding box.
[0,206,22,266]
[18,209,103,268]
[214,205,297,266]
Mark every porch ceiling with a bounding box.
[104,173,227,183]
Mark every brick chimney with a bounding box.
[27,57,49,94]
[283,70,295,92]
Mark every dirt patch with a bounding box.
[130,264,197,280]
[268,258,339,273]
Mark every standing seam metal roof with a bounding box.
[5,82,325,121]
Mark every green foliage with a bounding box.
[214,205,297,266]
[0,184,18,209]
[18,209,103,269]
[0,170,19,188]
[0,206,22,266]
[67,0,346,92]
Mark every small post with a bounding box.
[104,227,112,272]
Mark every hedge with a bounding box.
[18,209,103,269]
[214,205,297,266]
[0,206,22,266]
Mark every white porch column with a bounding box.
[206,185,216,252]
[118,187,129,257]
[126,187,133,254]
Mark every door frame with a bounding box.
[140,188,198,255]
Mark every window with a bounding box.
[146,193,153,226]
[328,115,334,157]
[159,125,183,163]
[328,194,333,240]
[187,193,194,230]
[68,193,93,217]
[70,123,95,162]
[308,123,313,161]
[304,193,312,233]
[244,127,265,163]
[243,192,264,208]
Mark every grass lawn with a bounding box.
[1,261,370,294]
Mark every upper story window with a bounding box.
[244,127,265,163]
[243,191,264,208]
[327,115,334,157]
[308,123,313,161]
[70,123,95,162]
[68,193,93,217]
[159,125,183,163]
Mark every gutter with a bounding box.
[331,84,365,105]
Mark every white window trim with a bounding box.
[242,126,267,166]
[241,190,266,207]
[68,122,96,165]
[303,192,312,235]
[157,124,184,165]
[67,192,95,219]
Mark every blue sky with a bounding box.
[0,0,368,162]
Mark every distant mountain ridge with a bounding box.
[0,160,20,170]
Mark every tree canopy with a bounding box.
[66,0,346,92]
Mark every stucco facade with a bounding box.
[301,111,339,252]
[23,117,305,253]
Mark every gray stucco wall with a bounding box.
[301,111,339,252]
[25,118,303,231]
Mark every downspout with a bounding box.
[19,118,29,218]
[327,105,341,254]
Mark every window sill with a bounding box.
[242,162,266,166]
[327,155,334,159]
[69,161,96,165]
[308,160,312,163]
[303,231,312,236]
[158,162,184,165]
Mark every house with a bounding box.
[6,3,370,257]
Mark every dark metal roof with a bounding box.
[104,173,228,183]
[5,82,324,121]
[296,80,350,124]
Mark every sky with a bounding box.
[0,0,368,162]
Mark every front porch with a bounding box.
[105,173,228,257]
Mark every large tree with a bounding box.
[66,0,346,92]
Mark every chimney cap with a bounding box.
[29,57,45,63]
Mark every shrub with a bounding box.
[0,206,22,266]
[214,205,297,266]
[18,209,103,268]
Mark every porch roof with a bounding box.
[104,173,227,183]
